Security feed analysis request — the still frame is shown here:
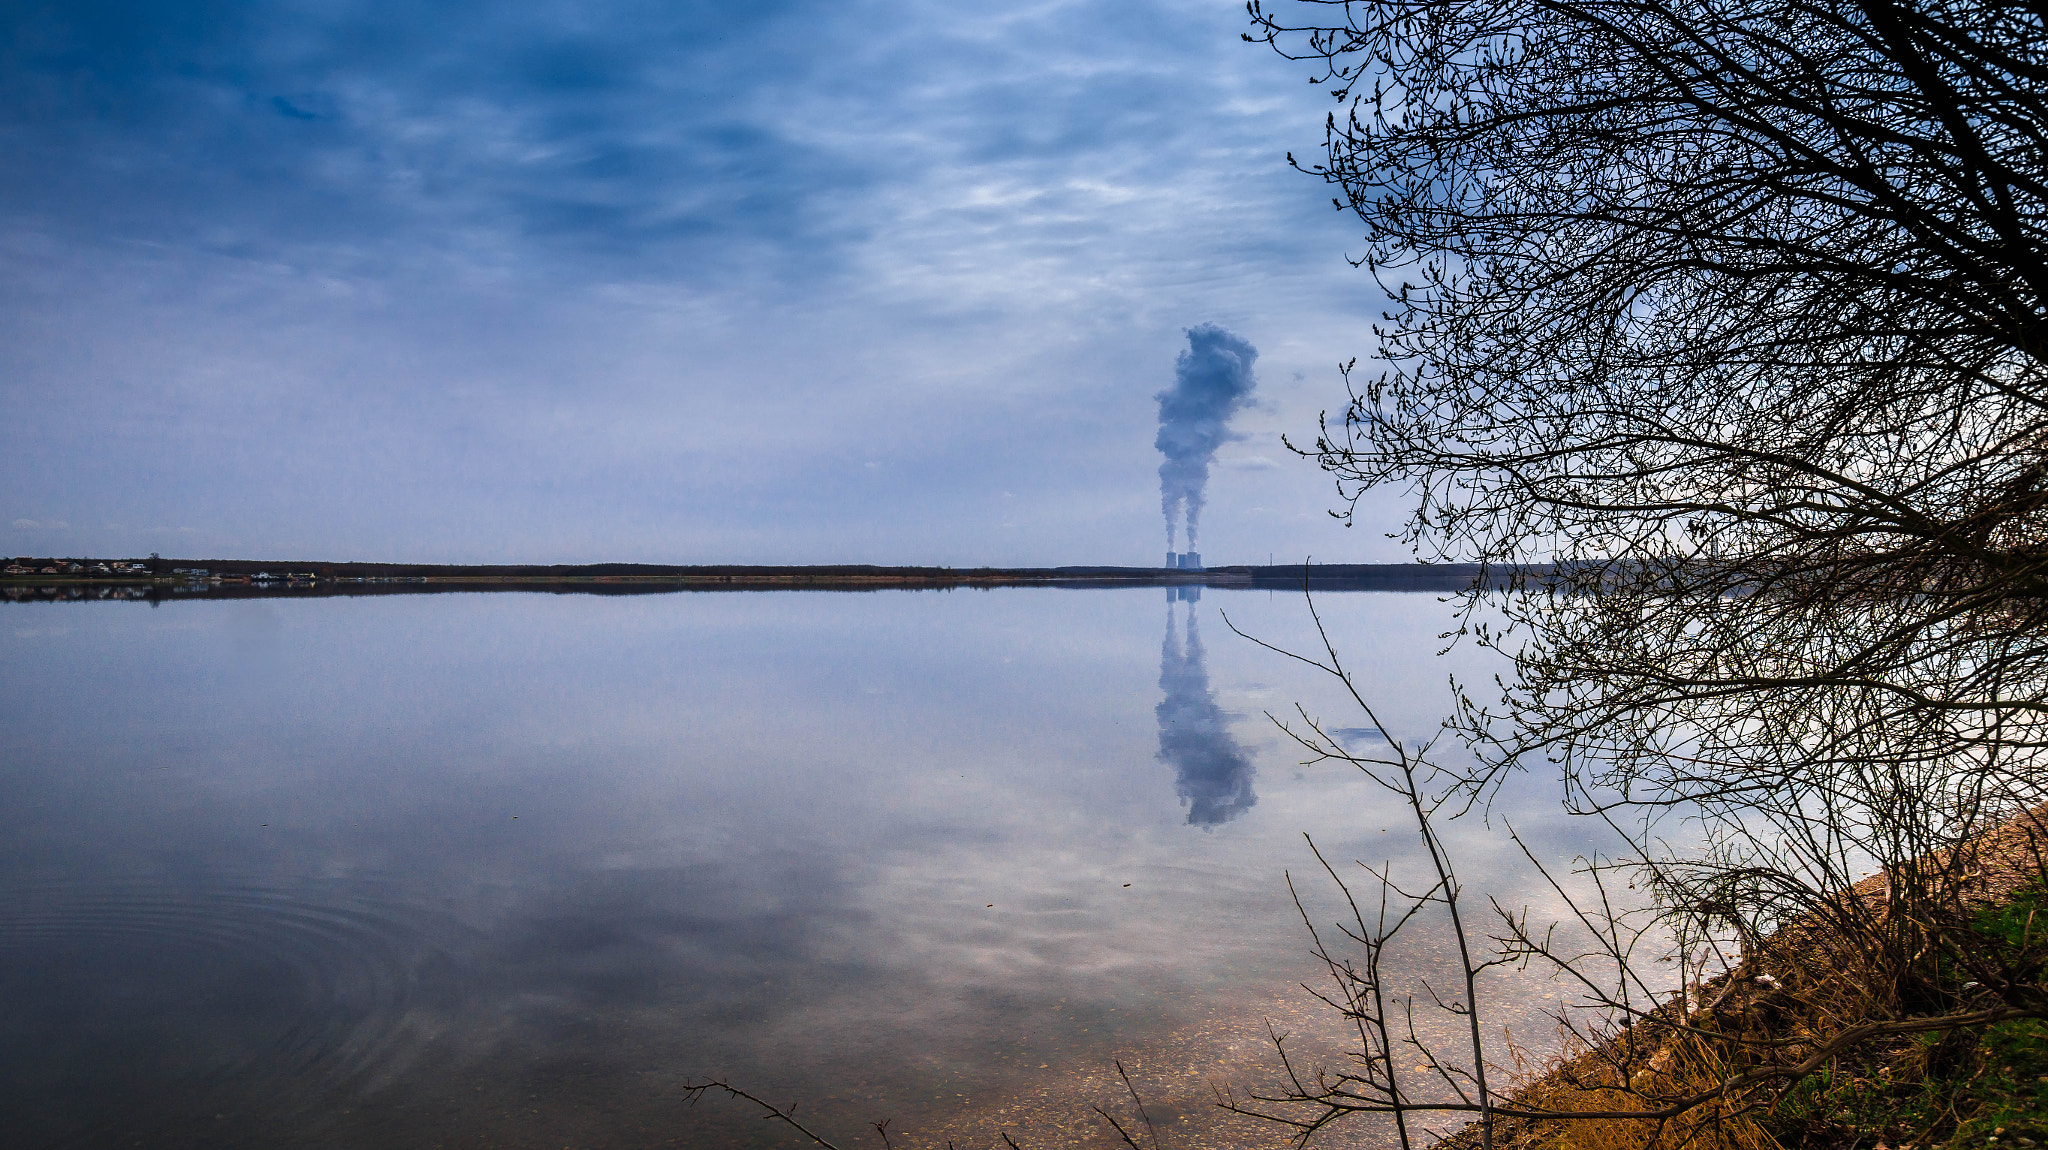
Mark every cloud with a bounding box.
[0,0,1354,299]
[0,0,1411,564]
[11,518,66,530]
[1217,455,1280,471]
[1326,726,1388,747]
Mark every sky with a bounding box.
[0,0,1408,566]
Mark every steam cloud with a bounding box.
[1155,597,1257,826]
[1156,324,1259,551]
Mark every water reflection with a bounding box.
[0,588,1539,1149]
[1157,590,1257,825]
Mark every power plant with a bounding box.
[1156,325,1257,570]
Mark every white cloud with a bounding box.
[1217,456,1281,471]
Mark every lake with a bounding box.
[0,586,1595,1149]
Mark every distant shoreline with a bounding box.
[2,558,1501,600]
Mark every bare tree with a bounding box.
[1229,0,2048,1127]
[1248,0,2048,574]
[1239,0,2048,957]
[1242,0,2048,793]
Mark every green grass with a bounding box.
[1755,884,2048,1150]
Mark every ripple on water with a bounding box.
[0,875,463,1147]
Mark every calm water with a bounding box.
[0,587,1593,1149]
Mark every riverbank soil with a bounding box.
[1454,811,2048,1150]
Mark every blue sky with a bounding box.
[1,0,1404,565]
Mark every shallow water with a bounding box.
[0,587,1595,1149]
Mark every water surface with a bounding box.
[0,587,1588,1149]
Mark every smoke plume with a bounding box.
[1156,324,1259,551]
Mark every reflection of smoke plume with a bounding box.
[1157,324,1259,551]
[1155,600,1256,825]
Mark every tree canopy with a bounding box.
[1249,0,2048,839]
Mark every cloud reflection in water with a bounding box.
[1156,591,1257,825]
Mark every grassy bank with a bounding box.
[1461,813,2048,1150]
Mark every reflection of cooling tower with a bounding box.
[1156,602,1256,826]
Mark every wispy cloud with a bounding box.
[0,0,1405,563]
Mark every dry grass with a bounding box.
[1509,1031,1784,1150]
[1434,808,2048,1150]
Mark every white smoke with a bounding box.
[1156,324,1258,551]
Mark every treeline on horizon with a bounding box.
[5,556,1498,580]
